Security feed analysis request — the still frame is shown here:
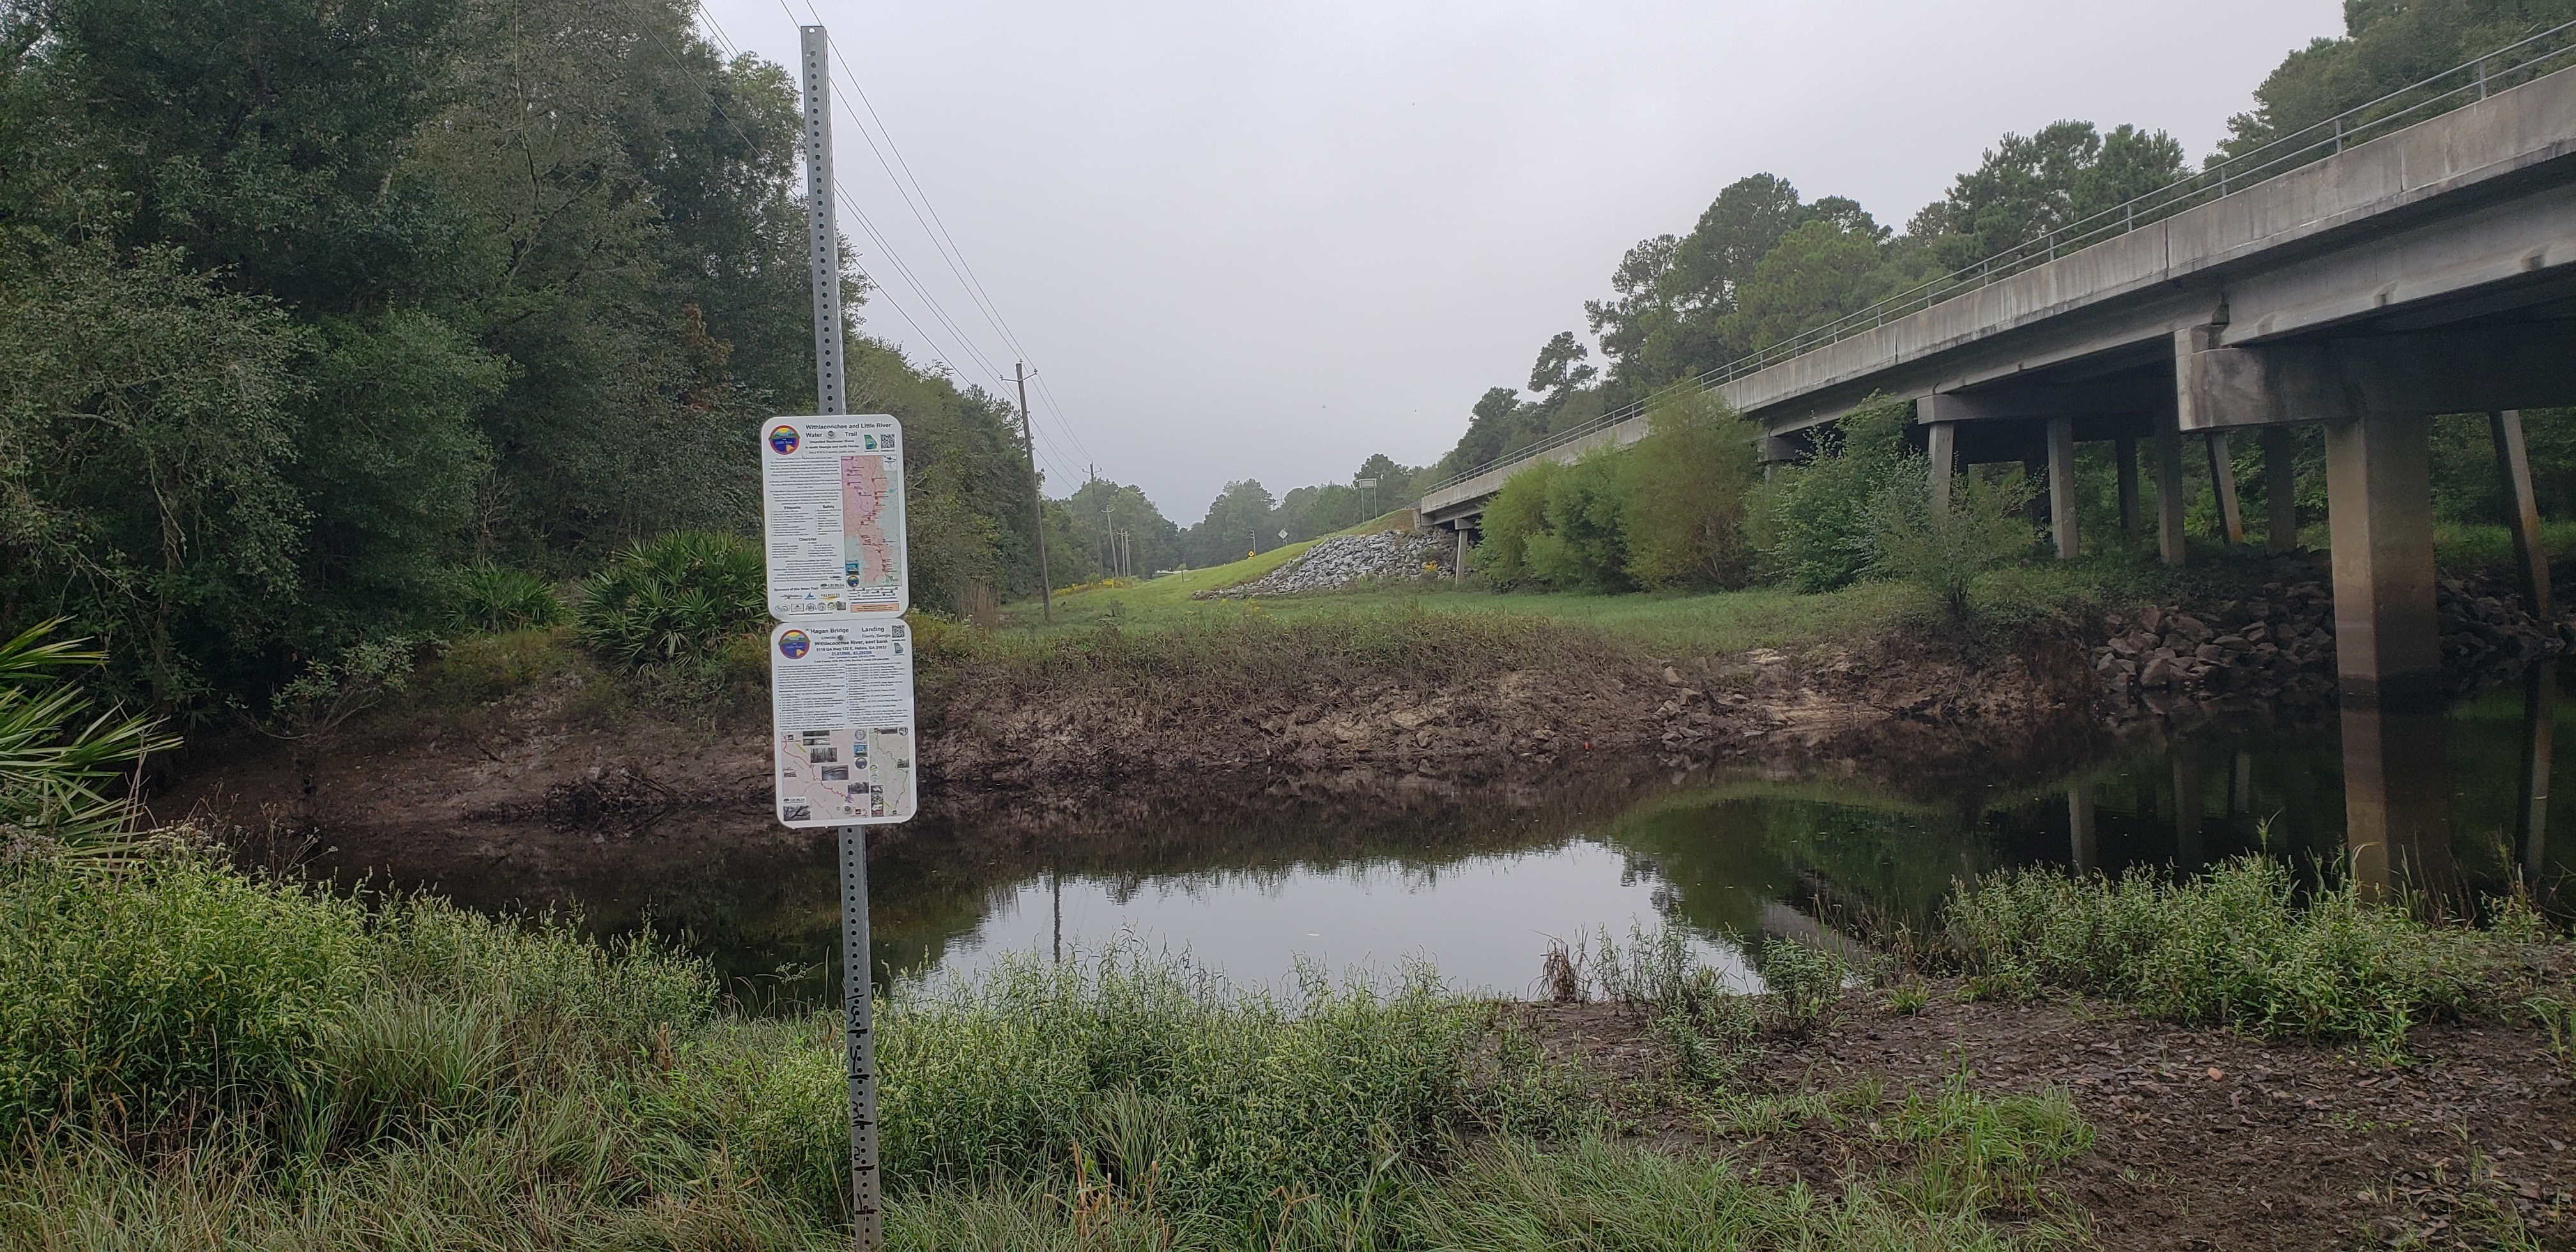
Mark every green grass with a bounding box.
[1002,576,1937,659]
[993,511,2570,670]
[0,844,2104,1250]
[1942,857,2559,1060]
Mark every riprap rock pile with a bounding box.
[1195,530,1452,599]
[2097,562,2566,722]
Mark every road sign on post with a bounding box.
[788,22,896,1252]
[762,415,909,618]
[770,620,918,827]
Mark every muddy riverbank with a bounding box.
[157,610,2106,894]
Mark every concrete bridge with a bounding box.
[1423,52,2576,889]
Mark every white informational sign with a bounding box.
[762,415,908,618]
[770,619,917,828]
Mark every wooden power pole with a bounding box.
[1016,362,1050,622]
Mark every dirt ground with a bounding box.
[158,619,2103,880]
[1524,986,2576,1249]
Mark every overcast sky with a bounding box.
[697,1,2345,522]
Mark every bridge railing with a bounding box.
[1418,18,2576,500]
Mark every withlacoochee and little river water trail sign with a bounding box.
[761,415,908,618]
[762,414,917,829]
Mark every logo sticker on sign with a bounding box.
[769,619,917,827]
[762,415,908,618]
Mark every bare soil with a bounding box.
[159,623,2103,894]
[1522,986,2576,1250]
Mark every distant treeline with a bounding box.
[1045,454,1426,579]
[0,0,1045,710]
[1433,0,2576,489]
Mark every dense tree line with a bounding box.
[1437,0,2576,484]
[1041,454,1425,580]
[1440,123,2186,481]
[0,0,1043,710]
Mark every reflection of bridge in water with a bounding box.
[1423,36,2576,898]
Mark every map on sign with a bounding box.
[762,415,907,616]
[770,619,916,828]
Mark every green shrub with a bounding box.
[0,853,373,1135]
[574,530,767,668]
[1757,937,1846,1036]
[0,620,172,851]
[1466,391,1761,593]
[1619,391,1761,589]
[433,563,566,636]
[1519,450,1630,592]
[1748,394,1912,592]
[1468,459,1564,588]
[1943,857,2513,1053]
[1868,455,2036,617]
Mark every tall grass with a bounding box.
[0,846,2109,1249]
[1943,856,2533,1055]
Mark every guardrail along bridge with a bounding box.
[1426,42,2573,688]
[1420,40,2576,883]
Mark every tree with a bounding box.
[1721,211,1894,356]
[1747,395,1914,592]
[1183,480,1278,567]
[1585,173,1813,391]
[1619,392,1760,589]
[1527,332,1597,396]
[1062,477,1181,577]
[0,0,1054,710]
[0,240,310,706]
[1443,386,1530,477]
[1912,121,2186,271]
[2221,0,2576,157]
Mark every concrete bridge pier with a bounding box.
[2320,411,2456,899]
[2322,411,2443,710]
[2046,416,2079,558]
[2115,438,2142,545]
[1926,420,1957,516]
[2259,427,2300,553]
[2205,433,2246,546]
[2152,404,2189,567]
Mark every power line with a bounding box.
[637,7,984,390]
[693,9,1085,485]
[778,0,1098,469]
[698,3,1092,487]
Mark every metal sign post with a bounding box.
[792,24,887,1250]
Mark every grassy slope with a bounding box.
[998,519,2573,663]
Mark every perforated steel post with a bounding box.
[800,24,880,1250]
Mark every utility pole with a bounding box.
[799,24,880,1251]
[1016,363,1050,623]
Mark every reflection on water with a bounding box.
[533,661,2575,1010]
[921,844,1756,998]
